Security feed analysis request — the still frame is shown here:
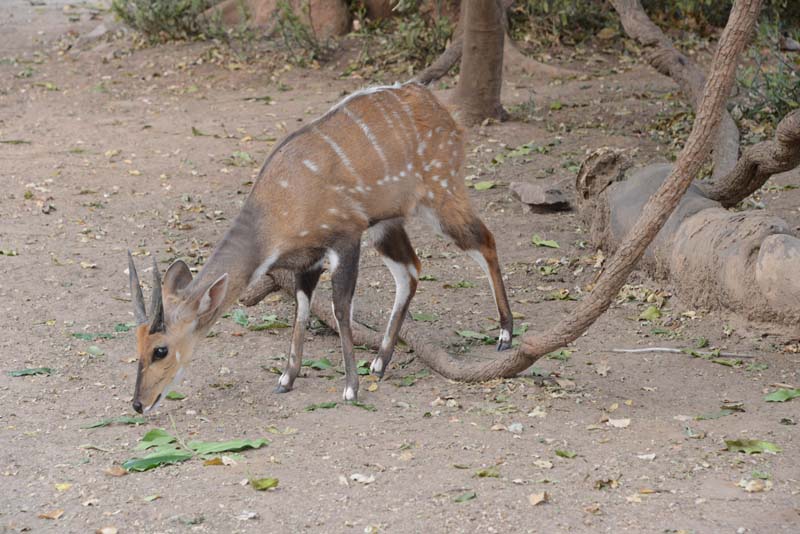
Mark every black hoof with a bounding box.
[496,339,512,352]
[274,385,292,394]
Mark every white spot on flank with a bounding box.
[328,207,339,215]
[392,176,399,182]
[432,175,439,182]
[432,160,442,168]
[279,180,289,188]
[426,130,433,138]
[302,159,319,173]
[440,179,448,188]
[321,224,330,230]
[427,191,435,200]
[299,230,310,237]
[407,163,413,171]
[399,171,406,177]
[417,141,427,156]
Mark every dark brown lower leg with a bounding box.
[370,221,420,378]
[276,267,323,393]
[330,240,361,401]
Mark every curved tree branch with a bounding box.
[610,0,741,180]
[703,109,800,207]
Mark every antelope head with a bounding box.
[128,252,228,414]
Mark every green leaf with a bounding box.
[250,477,279,491]
[411,312,437,322]
[724,439,781,455]
[454,491,477,503]
[248,314,290,330]
[82,416,145,429]
[555,449,577,459]
[474,467,500,478]
[456,330,494,344]
[191,126,211,136]
[166,391,186,400]
[454,280,475,288]
[549,101,563,110]
[71,332,113,341]
[114,322,136,333]
[188,438,268,456]
[419,274,437,281]
[356,359,370,375]
[764,388,800,403]
[123,448,192,472]
[350,401,377,412]
[304,402,338,412]
[694,410,734,421]
[135,429,176,451]
[638,306,662,322]
[302,358,334,371]
[751,470,771,480]
[546,349,572,361]
[0,139,31,145]
[86,345,105,357]
[231,309,249,327]
[531,235,560,248]
[8,367,53,377]
[473,181,495,191]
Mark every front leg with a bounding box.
[329,240,361,402]
[276,267,322,393]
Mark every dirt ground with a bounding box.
[2,1,799,533]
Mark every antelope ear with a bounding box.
[197,274,228,319]
[163,260,193,296]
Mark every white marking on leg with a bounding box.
[302,159,319,173]
[326,249,340,273]
[466,249,500,312]
[370,358,383,375]
[500,329,512,343]
[296,291,311,325]
[279,373,291,387]
[250,251,280,285]
[380,257,413,351]
[343,386,356,401]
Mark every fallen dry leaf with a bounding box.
[607,418,631,428]
[738,479,773,493]
[105,466,127,477]
[528,492,549,506]
[38,509,64,520]
[96,527,118,534]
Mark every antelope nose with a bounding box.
[132,400,143,414]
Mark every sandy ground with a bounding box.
[1,1,799,533]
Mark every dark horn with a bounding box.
[149,256,165,334]
[128,251,148,325]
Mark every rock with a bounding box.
[510,182,569,211]
[209,0,350,39]
[364,0,394,20]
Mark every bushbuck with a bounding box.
[128,82,513,414]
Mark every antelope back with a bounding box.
[248,83,471,250]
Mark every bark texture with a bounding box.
[454,0,507,124]
[244,1,763,381]
[610,0,741,181]
[576,156,800,333]
[703,109,800,207]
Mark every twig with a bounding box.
[612,347,756,359]
[168,414,193,453]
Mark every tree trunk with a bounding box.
[454,0,507,124]
[244,0,763,382]
[610,0,741,181]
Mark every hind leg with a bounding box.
[276,266,323,393]
[369,220,420,378]
[441,215,514,351]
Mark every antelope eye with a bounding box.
[152,346,169,361]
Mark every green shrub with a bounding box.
[111,0,214,41]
